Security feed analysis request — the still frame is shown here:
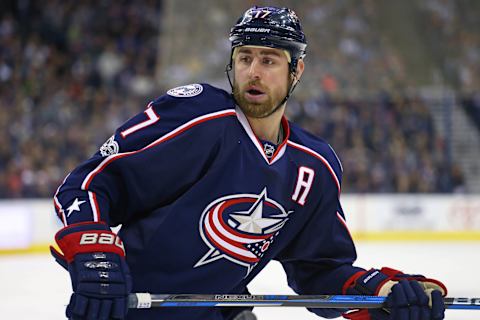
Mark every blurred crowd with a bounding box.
[0,0,161,198]
[161,0,480,98]
[286,94,465,193]
[0,0,476,198]
[418,0,480,94]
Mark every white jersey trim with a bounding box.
[235,107,287,165]
[53,173,70,226]
[336,211,354,242]
[88,191,99,222]
[81,109,237,190]
[287,140,341,193]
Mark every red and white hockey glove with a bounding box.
[343,267,447,320]
[50,222,132,320]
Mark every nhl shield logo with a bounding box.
[194,188,292,275]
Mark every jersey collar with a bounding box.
[235,106,290,165]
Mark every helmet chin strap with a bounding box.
[225,59,300,119]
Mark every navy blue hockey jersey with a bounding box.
[54,83,364,319]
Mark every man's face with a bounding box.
[233,46,290,118]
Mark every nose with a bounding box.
[247,58,261,79]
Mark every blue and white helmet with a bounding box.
[229,6,307,73]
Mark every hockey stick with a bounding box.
[128,293,480,310]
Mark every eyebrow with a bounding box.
[237,48,282,57]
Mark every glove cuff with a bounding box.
[55,222,125,263]
[343,268,396,296]
[343,267,444,296]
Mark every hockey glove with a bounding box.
[343,267,447,320]
[51,222,132,320]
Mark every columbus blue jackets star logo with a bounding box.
[66,198,86,217]
[194,188,292,276]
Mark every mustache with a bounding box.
[232,80,271,100]
[244,80,268,92]
[232,80,266,94]
[246,80,263,87]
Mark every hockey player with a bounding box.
[51,6,447,320]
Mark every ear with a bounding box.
[296,59,305,78]
[293,59,305,83]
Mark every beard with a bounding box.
[233,80,287,118]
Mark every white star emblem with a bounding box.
[230,190,282,234]
[66,198,86,217]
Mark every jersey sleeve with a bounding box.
[275,144,365,319]
[53,90,234,227]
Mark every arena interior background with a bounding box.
[0,1,479,319]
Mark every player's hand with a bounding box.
[381,279,445,320]
[50,222,132,320]
[343,267,447,320]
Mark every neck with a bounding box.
[246,105,285,144]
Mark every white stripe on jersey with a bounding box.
[287,140,341,193]
[81,109,237,190]
[235,107,287,165]
[88,191,99,222]
[328,144,343,172]
[53,173,70,226]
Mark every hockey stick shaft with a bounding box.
[128,293,480,310]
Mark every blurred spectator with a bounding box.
[286,93,454,193]
[461,94,480,130]
[0,0,162,198]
